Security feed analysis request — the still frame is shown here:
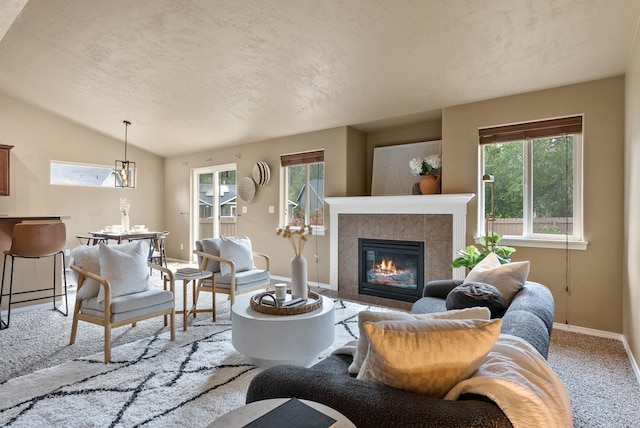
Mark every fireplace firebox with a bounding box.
[358,238,424,302]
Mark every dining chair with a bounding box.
[193,236,270,317]
[0,222,68,329]
[149,231,169,272]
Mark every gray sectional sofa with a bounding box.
[246,280,555,428]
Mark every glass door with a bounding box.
[192,163,237,250]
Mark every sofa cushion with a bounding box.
[464,253,530,304]
[348,307,491,375]
[424,279,464,298]
[97,240,151,303]
[446,282,508,318]
[357,318,502,398]
[219,236,255,276]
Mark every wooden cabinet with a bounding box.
[0,144,13,196]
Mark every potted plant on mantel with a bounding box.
[409,154,441,194]
[451,232,516,270]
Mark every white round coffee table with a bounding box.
[231,294,335,367]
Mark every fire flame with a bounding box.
[376,258,397,274]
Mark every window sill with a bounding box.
[474,236,588,250]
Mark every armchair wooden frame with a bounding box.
[69,262,176,363]
[193,250,271,309]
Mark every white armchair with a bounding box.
[193,236,270,317]
[69,241,175,363]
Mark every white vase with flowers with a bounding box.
[277,225,313,300]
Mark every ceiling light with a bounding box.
[115,120,136,188]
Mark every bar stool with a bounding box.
[0,222,68,329]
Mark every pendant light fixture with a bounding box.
[115,120,136,188]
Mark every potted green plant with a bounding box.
[451,232,516,270]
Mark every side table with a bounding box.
[208,398,356,427]
[165,270,214,331]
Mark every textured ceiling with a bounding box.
[0,0,639,157]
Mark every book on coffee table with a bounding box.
[260,296,305,307]
[243,398,337,428]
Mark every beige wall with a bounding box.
[443,76,625,333]
[163,122,445,284]
[0,93,165,249]
[1,70,631,356]
[163,126,364,285]
[625,36,640,369]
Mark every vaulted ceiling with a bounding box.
[1,0,639,157]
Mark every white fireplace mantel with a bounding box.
[324,193,475,289]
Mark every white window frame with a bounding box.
[50,160,122,187]
[279,160,325,236]
[478,134,587,250]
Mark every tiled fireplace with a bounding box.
[359,237,425,302]
[325,194,474,305]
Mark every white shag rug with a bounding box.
[0,299,378,427]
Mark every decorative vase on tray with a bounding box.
[291,255,308,300]
[277,224,313,301]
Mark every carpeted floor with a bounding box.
[547,328,640,427]
[1,268,640,427]
[0,297,375,427]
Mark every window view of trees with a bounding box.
[286,162,324,226]
[483,135,574,237]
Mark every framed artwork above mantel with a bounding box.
[0,144,14,196]
[371,140,441,196]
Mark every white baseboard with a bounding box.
[554,322,640,385]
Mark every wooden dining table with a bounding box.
[88,230,164,244]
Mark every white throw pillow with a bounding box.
[348,307,491,374]
[96,240,151,303]
[357,318,502,398]
[464,253,530,304]
[70,245,100,299]
[219,237,255,277]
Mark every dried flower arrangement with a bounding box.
[276,225,313,257]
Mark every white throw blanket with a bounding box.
[333,334,572,428]
[444,334,572,428]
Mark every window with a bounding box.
[50,161,122,187]
[479,116,586,249]
[280,150,324,232]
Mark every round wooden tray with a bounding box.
[250,290,322,315]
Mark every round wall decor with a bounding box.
[238,176,256,202]
[252,161,271,186]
